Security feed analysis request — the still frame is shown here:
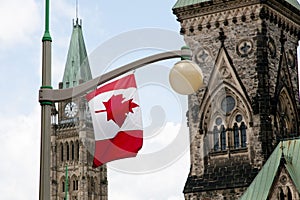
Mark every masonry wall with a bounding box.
[173,0,300,198]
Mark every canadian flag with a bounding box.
[86,73,143,168]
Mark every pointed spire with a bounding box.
[61,19,92,89]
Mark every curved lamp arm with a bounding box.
[39,49,192,103]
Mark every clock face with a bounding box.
[64,102,78,118]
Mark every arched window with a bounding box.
[240,122,247,147]
[206,91,250,154]
[221,125,226,150]
[213,126,219,151]
[233,123,239,148]
[287,186,293,200]
[279,187,284,200]
[62,181,65,192]
[76,140,80,160]
[71,176,79,191]
[60,143,64,162]
[71,141,74,160]
[66,142,69,161]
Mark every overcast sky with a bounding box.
[1,1,300,200]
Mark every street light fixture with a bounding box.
[39,1,203,199]
[39,48,203,103]
[169,60,204,95]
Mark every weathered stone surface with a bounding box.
[174,0,300,198]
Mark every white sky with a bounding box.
[1,1,300,200]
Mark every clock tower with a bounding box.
[173,0,300,199]
[50,19,108,200]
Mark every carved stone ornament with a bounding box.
[287,50,295,69]
[280,175,288,185]
[268,37,276,58]
[195,48,211,63]
[237,39,253,57]
[219,65,231,79]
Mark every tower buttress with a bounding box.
[173,0,300,199]
[50,19,108,200]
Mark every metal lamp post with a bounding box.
[39,1,203,199]
[39,0,52,199]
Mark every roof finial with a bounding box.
[218,28,226,47]
[73,0,82,27]
[76,0,79,20]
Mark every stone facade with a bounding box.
[173,0,300,199]
[50,96,108,200]
[269,166,300,199]
[49,20,108,200]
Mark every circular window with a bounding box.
[236,114,243,122]
[280,175,287,185]
[215,117,222,125]
[221,96,236,113]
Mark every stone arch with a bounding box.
[201,84,251,152]
[205,88,250,122]
[71,174,78,191]
[199,45,253,134]
[60,176,66,193]
[275,87,297,139]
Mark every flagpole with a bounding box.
[39,0,52,199]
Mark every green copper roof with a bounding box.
[173,0,300,10]
[62,19,92,89]
[240,139,300,200]
[285,0,300,10]
[173,0,211,9]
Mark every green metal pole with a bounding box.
[42,0,52,42]
[39,0,52,199]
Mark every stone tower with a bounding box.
[173,0,300,199]
[50,19,108,200]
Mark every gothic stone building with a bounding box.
[173,0,300,199]
[50,19,108,200]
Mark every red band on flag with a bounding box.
[93,130,143,168]
[86,74,137,102]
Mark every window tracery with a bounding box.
[211,113,247,152]
[206,93,249,154]
[198,45,252,156]
[274,88,297,140]
[58,140,80,164]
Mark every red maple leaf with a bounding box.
[95,94,139,127]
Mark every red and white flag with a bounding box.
[86,73,143,168]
